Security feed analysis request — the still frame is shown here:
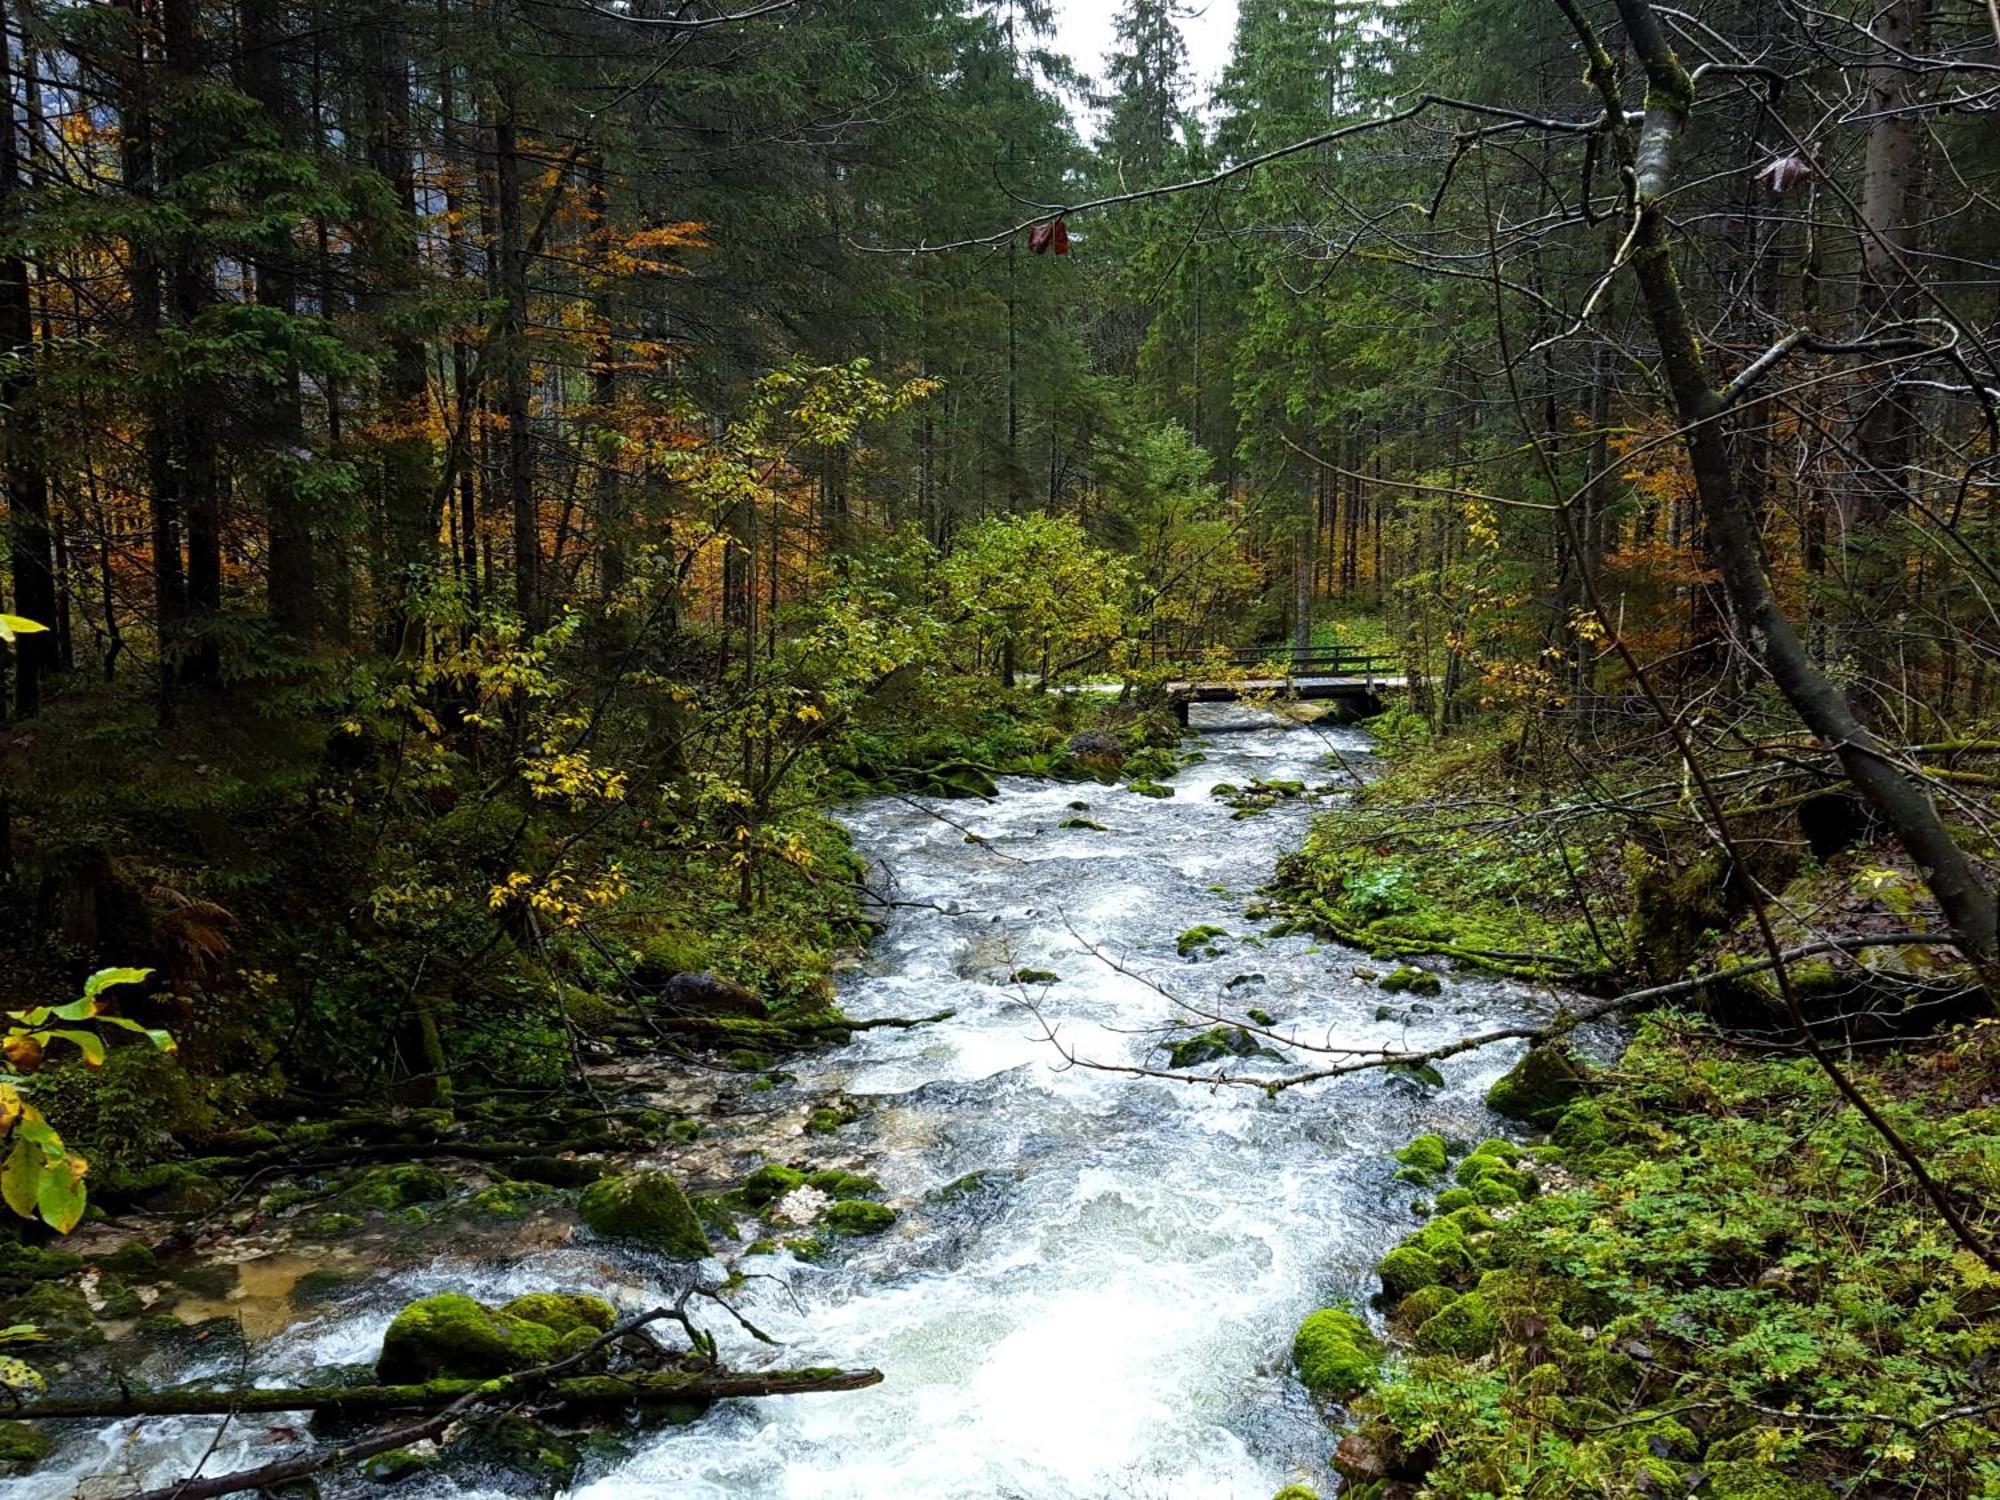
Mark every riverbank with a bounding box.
[1271,714,2000,1500]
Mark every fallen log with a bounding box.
[6,1366,883,1422]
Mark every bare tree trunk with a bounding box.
[1,0,55,713]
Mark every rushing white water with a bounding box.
[12,708,1588,1500]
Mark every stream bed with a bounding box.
[14,708,1593,1500]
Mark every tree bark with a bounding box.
[0,0,55,714]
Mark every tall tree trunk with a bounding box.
[161,0,221,686]
[239,0,314,637]
[1,0,56,714]
[492,66,537,628]
[363,3,435,655]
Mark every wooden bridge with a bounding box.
[1161,646,1400,726]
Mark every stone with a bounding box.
[1290,1307,1383,1399]
[578,1171,711,1259]
[820,1199,896,1236]
[374,1293,561,1382]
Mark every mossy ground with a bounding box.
[1334,1017,2000,1499]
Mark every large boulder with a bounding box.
[578,1171,710,1260]
[375,1293,559,1382]
[1290,1307,1383,1400]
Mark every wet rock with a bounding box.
[0,1420,51,1475]
[374,1292,588,1382]
[467,1180,556,1219]
[441,1415,579,1494]
[0,1282,101,1347]
[1164,1026,1284,1068]
[1065,730,1124,772]
[511,1154,612,1188]
[1175,924,1229,957]
[1291,1307,1383,1399]
[578,1170,710,1260]
[1379,966,1442,997]
[820,1200,896,1236]
[339,1165,454,1212]
[665,971,767,1020]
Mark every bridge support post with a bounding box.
[1171,696,1190,728]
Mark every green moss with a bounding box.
[1413,1290,1499,1357]
[737,1164,808,1206]
[1698,1462,1833,1500]
[374,1292,561,1381]
[1176,924,1229,957]
[1378,1245,1444,1302]
[340,1164,455,1211]
[1127,780,1175,798]
[1165,1025,1283,1068]
[1469,1176,1521,1206]
[1271,1487,1320,1500]
[361,1447,439,1484]
[306,1211,364,1237]
[1432,1187,1476,1212]
[1390,1282,1459,1332]
[98,1241,159,1279]
[440,1414,579,1490]
[498,1293,616,1338]
[1394,1133,1449,1175]
[0,1420,51,1474]
[468,1180,554,1219]
[578,1171,711,1260]
[1454,1152,1536,1199]
[1379,966,1442,996]
[805,1170,881,1199]
[0,1282,100,1346]
[1291,1307,1384,1399]
[820,1199,896,1236]
[1058,817,1105,831]
[1485,1043,1590,1125]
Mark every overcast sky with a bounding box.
[1050,0,1241,112]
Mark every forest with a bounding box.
[0,0,1996,1496]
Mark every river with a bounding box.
[15,708,1581,1500]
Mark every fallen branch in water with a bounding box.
[1032,925,1955,1094]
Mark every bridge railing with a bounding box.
[1156,645,1399,679]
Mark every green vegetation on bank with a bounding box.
[1305,1018,2000,1500]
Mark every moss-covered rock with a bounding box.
[0,1420,51,1474]
[440,1414,580,1493]
[736,1164,807,1206]
[341,1164,455,1212]
[1484,1043,1590,1125]
[1696,1461,1834,1500]
[512,1154,612,1188]
[1394,1133,1449,1175]
[1389,1282,1459,1333]
[498,1293,616,1339]
[1271,1487,1320,1500]
[1378,1245,1444,1302]
[1165,1026,1284,1068]
[1413,1290,1499,1357]
[361,1447,439,1484]
[821,1199,896,1236]
[1291,1307,1384,1399]
[1380,966,1443,996]
[1432,1187,1476,1212]
[1176,924,1229,957]
[1128,780,1175,798]
[1454,1151,1536,1200]
[0,1282,102,1346]
[805,1169,881,1199]
[467,1180,554,1219]
[578,1171,710,1260]
[375,1293,561,1382]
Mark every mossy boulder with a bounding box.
[1176,924,1229,957]
[1393,1133,1449,1175]
[468,1180,554,1219]
[1128,780,1175,798]
[0,1420,51,1474]
[1389,1282,1458,1333]
[736,1164,807,1206]
[1166,1025,1281,1068]
[440,1414,580,1493]
[1291,1307,1384,1399]
[1413,1290,1499,1357]
[1378,1245,1444,1302]
[341,1164,455,1212]
[1484,1043,1589,1125]
[578,1171,711,1260]
[1379,966,1442,996]
[1271,1487,1320,1500]
[1432,1187,1476,1213]
[821,1199,896,1236]
[375,1293,562,1382]
[1696,1462,1834,1500]
[1454,1150,1537,1200]
[498,1293,616,1339]
[0,1282,101,1347]
[806,1170,881,1199]
[361,1447,440,1484]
